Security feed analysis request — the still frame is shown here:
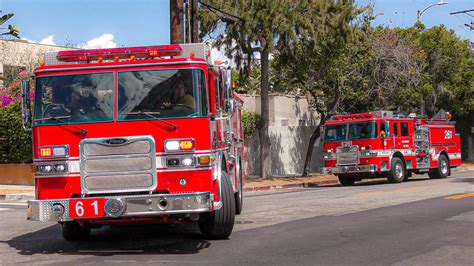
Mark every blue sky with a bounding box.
[0,0,472,48]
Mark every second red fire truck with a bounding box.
[21,43,245,240]
[322,111,462,185]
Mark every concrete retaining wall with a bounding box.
[245,126,323,176]
[0,164,34,185]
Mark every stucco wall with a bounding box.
[0,40,72,84]
[240,94,318,127]
[240,95,322,176]
[244,126,323,176]
[0,40,69,67]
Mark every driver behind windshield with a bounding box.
[162,80,195,109]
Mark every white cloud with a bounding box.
[21,35,56,46]
[79,34,117,49]
[39,35,56,45]
[21,37,37,43]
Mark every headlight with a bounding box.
[165,140,180,151]
[38,165,53,173]
[166,158,180,167]
[54,164,67,172]
[164,139,195,152]
[181,157,194,166]
[38,145,68,158]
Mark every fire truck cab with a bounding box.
[322,111,462,185]
[21,43,245,240]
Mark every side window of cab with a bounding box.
[393,122,399,137]
[215,75,221,112]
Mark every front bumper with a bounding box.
[322,164,377,175]
[27,192,214,222]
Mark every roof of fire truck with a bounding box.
[326,111,454,126]
[34,43,218,73]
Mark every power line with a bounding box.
[199,1,243,23]
[449,8,474,31]
[449,9,474,15]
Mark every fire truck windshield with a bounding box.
[324,124,347,142]
[324,122,378,142]
[348,122,378,140]
[118,69,207,120]
[33,69,208,126]
[34,73,114,125]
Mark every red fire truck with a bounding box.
[322,111,462,185]
[20,43,245,240]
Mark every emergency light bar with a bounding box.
[56,44,183,62]
[331,112,375,121]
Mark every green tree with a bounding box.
[274,1,367,176]
[200,0,318,178]
[341,27,425,113]
[0,102,32,163]
[416,26,473,116]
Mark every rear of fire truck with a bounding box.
[322,111,461,185]
[21,44,244,240]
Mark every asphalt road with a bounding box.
[1,170,473,265]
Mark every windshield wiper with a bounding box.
[122,111,178,130]
[36,116,88,136]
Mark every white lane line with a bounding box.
[0,208,11,211]
[0,202,27,206]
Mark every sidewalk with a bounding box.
[0,174,339,201]
[1,163,472,201]
[0,184,35,201]
[244,174,339,192]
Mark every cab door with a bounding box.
[380,120,393,150]
[393,120,413,151]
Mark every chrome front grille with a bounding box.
[336,145,359,166]
[80,136,156,194]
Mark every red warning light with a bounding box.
[56,44,183,62]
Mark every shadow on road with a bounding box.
[306,176,431,189]
[450,177,474,184]
[2,223,214,256]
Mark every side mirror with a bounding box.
[225,98,235,114]
[210,114,216,121]
[20,79,32,130]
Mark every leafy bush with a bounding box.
[242,110,260,138]
[0,102,32,163]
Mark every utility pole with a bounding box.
[449,9,474,31]
[191,0,199,42]
[170,0,184,44]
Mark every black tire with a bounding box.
[404,170,412,182]
[235,159,243,215]
[387,157,405,183]
[429,154,449,179]
[199,172,235,239]
[61,221,91,241]
[338,175,356,186]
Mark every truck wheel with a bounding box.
[61,221,91,241]
[387,157,405,183]
[338,175,356,186]
[199,172,235,239]
[429,154,449,179]
[235,159,243,215]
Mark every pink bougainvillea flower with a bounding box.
[1,95,13,107]
[19,69,29,79]
[29,89,35,101]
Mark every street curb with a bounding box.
[0,194,34,201]
[243,179,340,192]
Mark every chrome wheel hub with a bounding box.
[441,160,448,175]
[395,163,403,179]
